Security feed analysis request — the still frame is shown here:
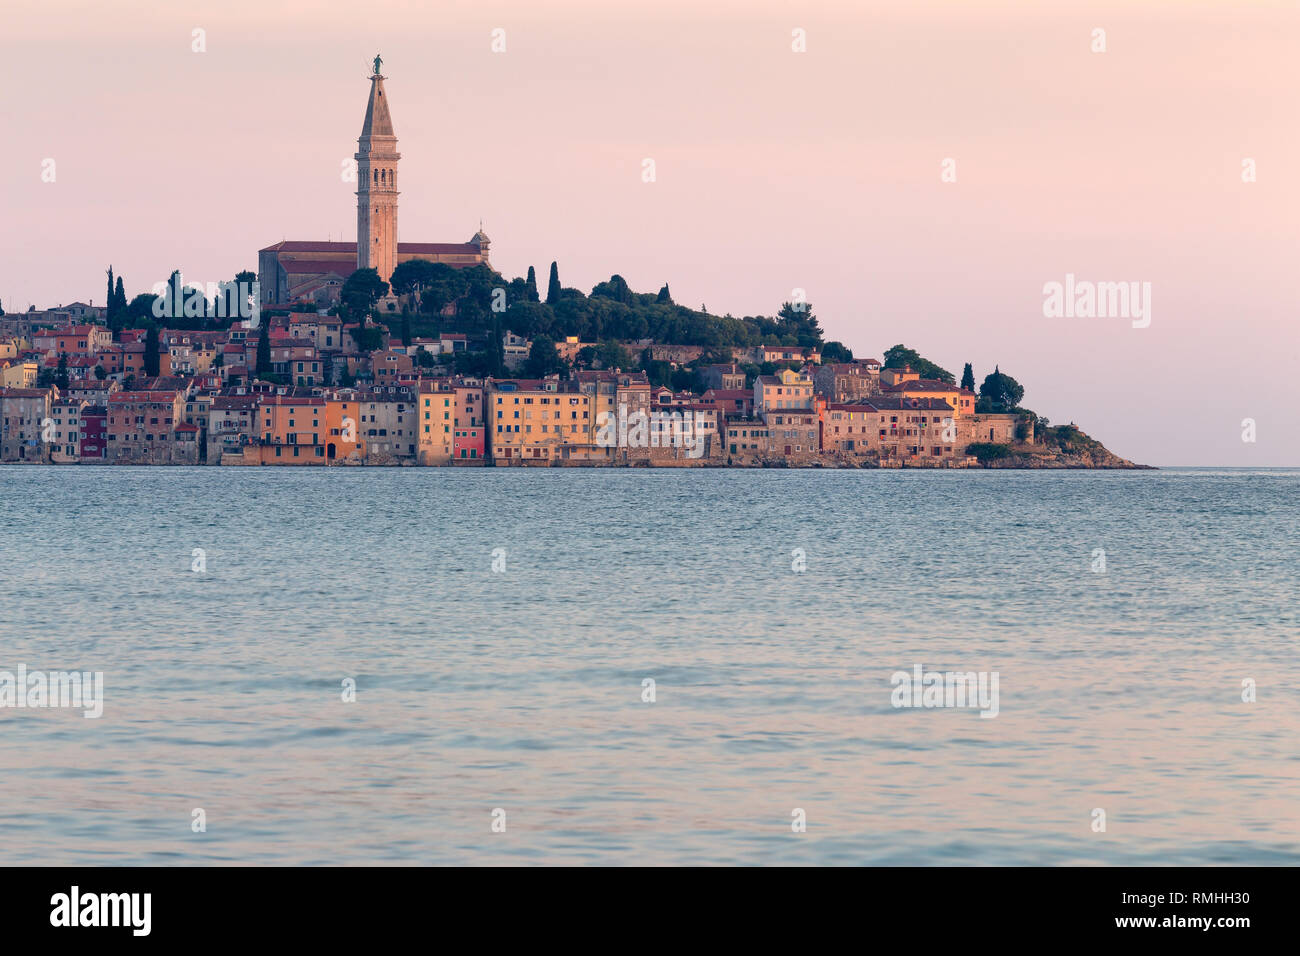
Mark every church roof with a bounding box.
[261,240,483,256]
[262,241,356,253]
[360,75,396,139]
[400,242,483,256]
[274,260,353,277]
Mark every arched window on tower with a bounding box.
[373,169,379,184]
[380,169,386,185]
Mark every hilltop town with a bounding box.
[0,61,1139,470]
[0,287,1136,469]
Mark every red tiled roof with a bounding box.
[109,391,179,402]
[883,379,961,393]
[261,240,483,256]
[277,260,354,277]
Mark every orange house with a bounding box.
[883,379,973,416]
[254,395,328,464]
[325,397,365,462]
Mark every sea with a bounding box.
[0,466,1296,865]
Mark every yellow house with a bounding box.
[0,361,38,388]
[417,379,456,464]
[754,367,813,413]
[489,378,592,463]
[879,365,920,388]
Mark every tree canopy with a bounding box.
[882,344,955,384]
[341,268,389,317]
[977,366,1025,411]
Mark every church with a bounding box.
[258,57,490,307]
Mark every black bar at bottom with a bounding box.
[0,866,1280,942]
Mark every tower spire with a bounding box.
[355,60,400,283]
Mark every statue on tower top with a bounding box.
[372,53,383,75]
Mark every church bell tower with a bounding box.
[356,55,400,283]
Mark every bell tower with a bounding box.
[356,55,400,283]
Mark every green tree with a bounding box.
[977,366,1024,410]
[167,270,185,323]
[255,328,271,376]
[777,301,823,347]
[94,365,107,381]
[545,261,562,305]
[400,308,412,347]
[126,293,159,325]
[389,259,441,298]
[56,353,69,391]
[349,324,385,352]
[144,326,160,377]
[821,341,853,363]
[341,268,389,317]
[223,270,257,326]
[961,363,975,392]
[415,263,471,316]
[882,344,955,384]
[657,283,673,304]
[524,334,561,377]
[105,266,115,322]
[488,319,505,376]
[525,266,539,302]
[966,442,1012,465]
[592,274,633,304]
[595,340,632,370]
[113,276,127,318]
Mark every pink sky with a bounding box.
[2,0,1296,465]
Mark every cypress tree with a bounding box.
[171,270,186,325]
[545,261,561,305]
[256,328,271,377]
[113,277,127,318]
[56,353,69,391]
[490,318,505,376]
[961,363,975,392]
[657,283,672,304]
[525,266,539,303]
[144,326,160,377]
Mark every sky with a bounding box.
[1,0,1297,465]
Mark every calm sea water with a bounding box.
[0,466,1296,866]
